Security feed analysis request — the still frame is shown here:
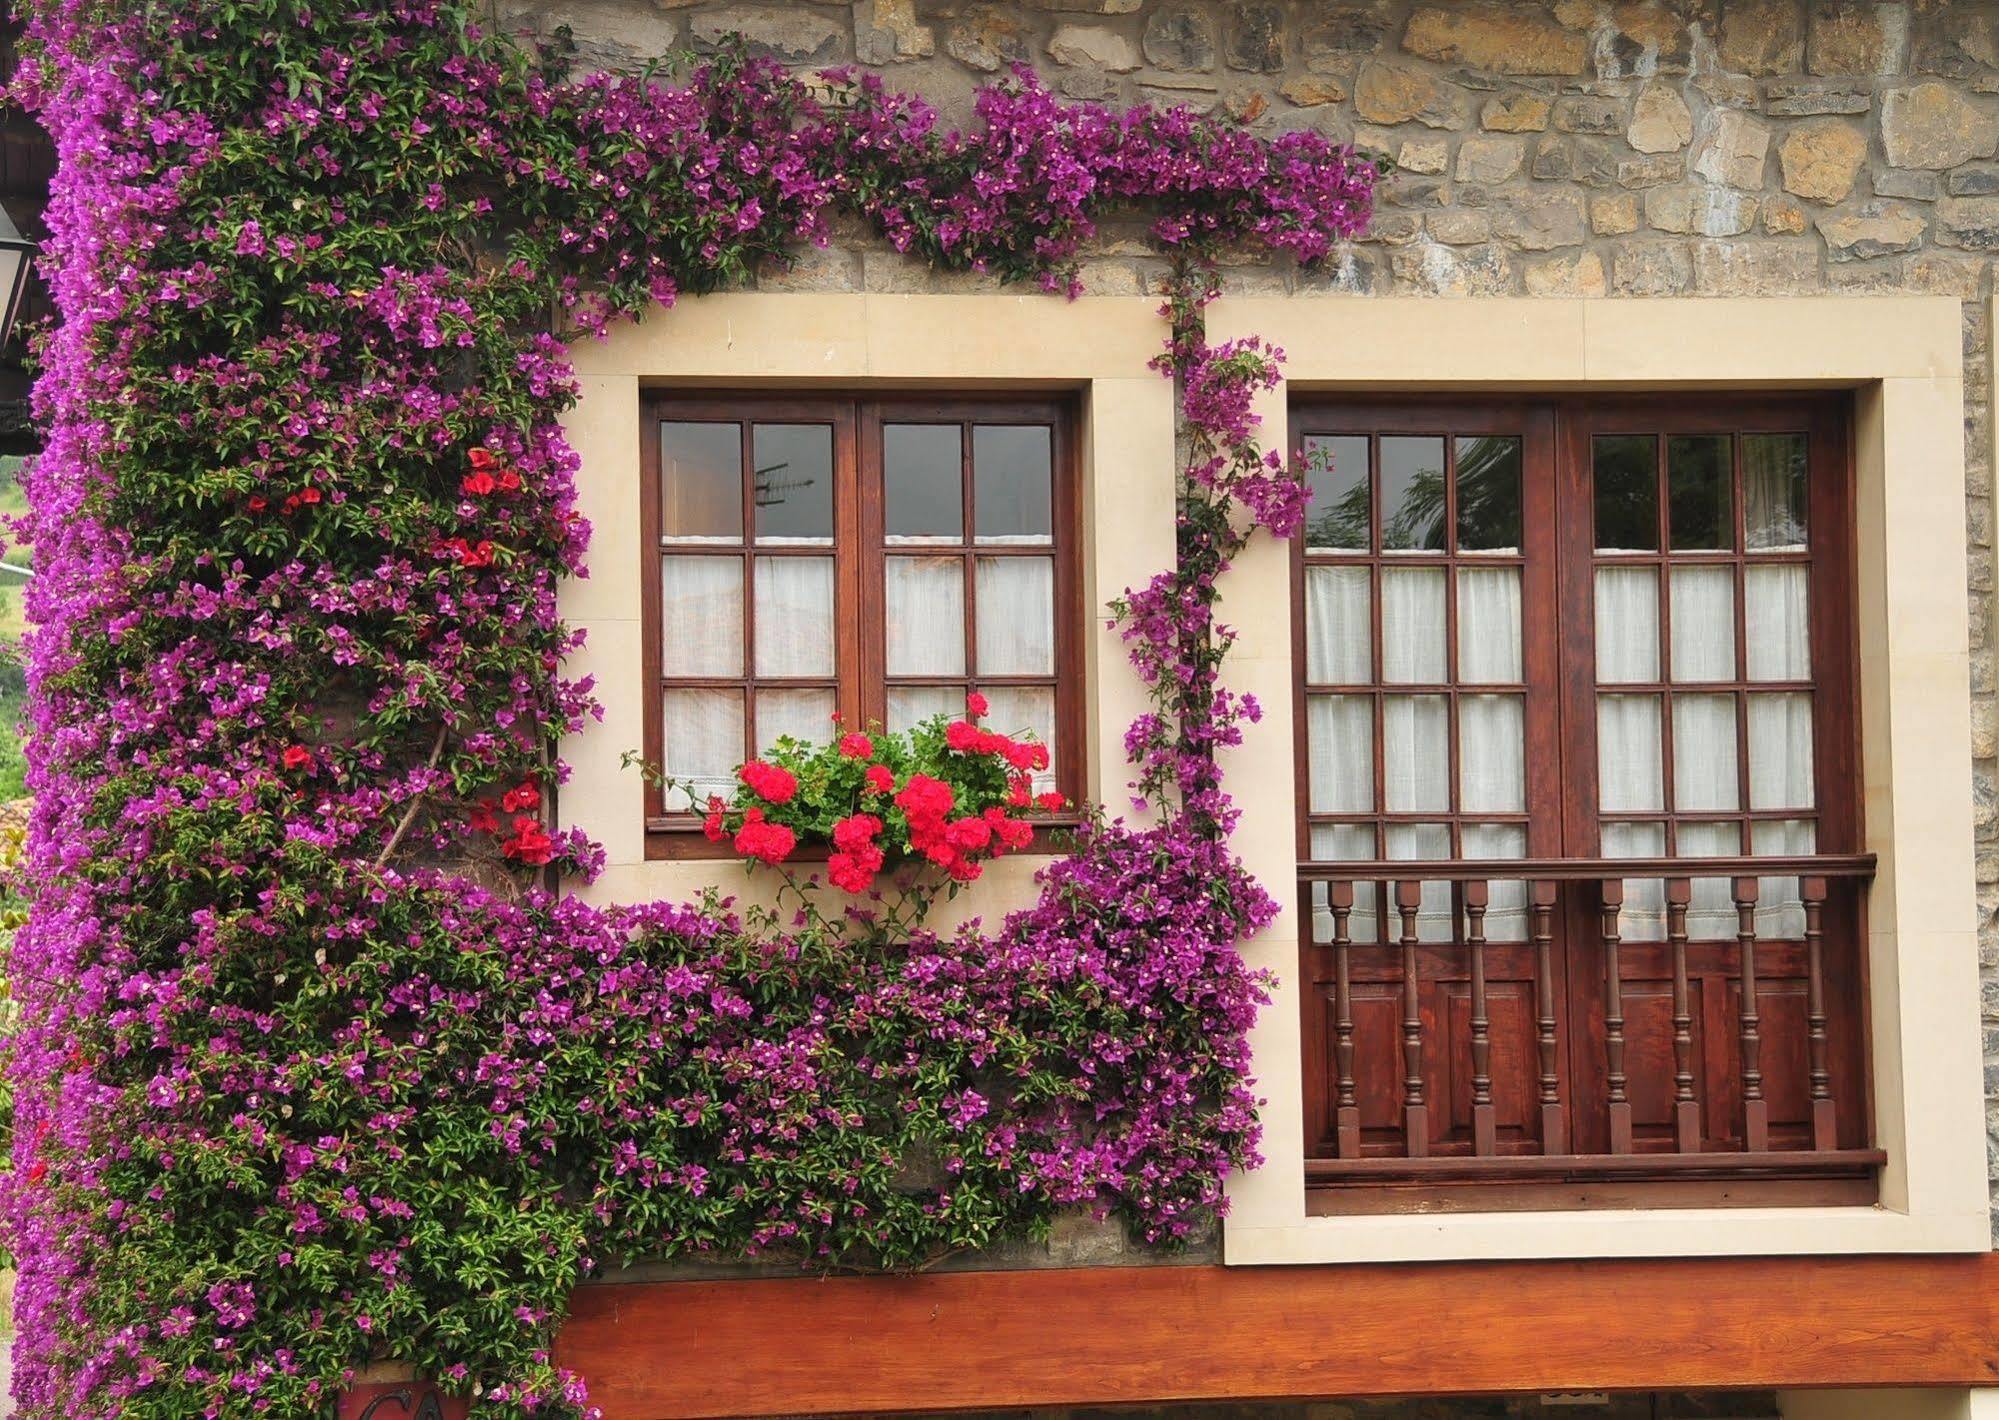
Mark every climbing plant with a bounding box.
[3,1,1374,1416]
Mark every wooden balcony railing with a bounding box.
[1297,855,1881,1189]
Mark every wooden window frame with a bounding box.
[640,392,1085,859]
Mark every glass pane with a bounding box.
[1669,565,1735,682]
[1594,434,1658,552]
[1307,694,1373,813]
[1594,566,1660,683]
[1303,434,1369,552]
[1671,692,1739,811]
[661,556,743,677]
[1384,694,1450,813]
[1461,822,1527,942]
[1751,818,1815,938]
[1744,433,1808,551]
[1385,823,1454,943]
[1745,564,1810,681]
[1458,695,1524,813]
[1305,566,1371,684]
[975,557,1054,675]
[1678,820,1740,941]
[1457,567,1521,683]
[756,688,836,752]
[1381,567,1447,683]
[660,422,743,542]
[753,556,834,678]
[1310,823,1380,945]
[1380,436,1447,552]
[1748,692,1815,810]
[983,685,1056,792]
[1667,434,1731,551]
[1455,435,1521,552]
[752,423,834,543]
[1598,694,1663,812]
[887,684,960,732]
[973,425,1053,544]
[1602,820,1666,942]
[885,556,965,676]
[662,687,743,812]
[884,423,962,543]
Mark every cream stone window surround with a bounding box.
[555,292,1175,932]
[1212,294,1987,1263]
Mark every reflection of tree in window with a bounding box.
[1302,439,1369,550]
[1453,436,1521,551]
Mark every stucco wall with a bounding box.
[506,0,1999,1235]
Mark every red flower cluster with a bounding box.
[280,745,313,771]
[436,537,495,568]
[862,764,894,795]
[944,717,1050,774]
[837,731,873,759]
[461,446,524,497]
[500,780,540,813]
[738,759,796,804]
[827,812,885,893]
[732,807,795,866]
[501,813,554,865]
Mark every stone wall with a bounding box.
[498,0,1999,1234]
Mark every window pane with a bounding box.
[1381,567,1446,683]
[752,423,834,543]
[1457,567,1521,683]
[1744,433,1808,550]
[975,557,1054,675]
[660,422,742,542]
[973,425,1052,544]
[1751,818,1815,938]
[1461,822,1527,941]
[1380,436,1447,552]
[1667,434,1731,551]
[756,688,836,752]
[1748,692,1815,809]
[1672,692,1739,811]
[1598,694,1663,812]
[662,687,743,811]
[1595,566,1659,683]
[1384,694,1449,812]
[1669,565,1735,682]
[884,423,962,543]
[1305,566,1371,684]
[1679,820,1740,941]
[1303,434,1369,552]
[1458,695,1524,813]
[1310,823,1379,945]
[661,556,743,677]
[1593,434,1657,552]
[1601,820,1666,942]
[887,684,960,732]
[1307,694,1373,813]
[1745,564,1810,681]
[1455,435,1521,552]
[753,556,834,678]
[982,685,1056,792]
[885,555,965,676]
[1385,823,1454,942]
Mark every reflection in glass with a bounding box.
[1667,434,1731,550]
[1594,434,1657,551]
[1303,435,1369,551]
[660,422,743,542]
[973,425,1053,543]
[884,424,962,542]
[1380,436,1448,552]
[752,423,834,543]
[1744,432,1808,550]
[1455,435,1522,551]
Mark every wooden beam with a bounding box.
[554,1254,1999,1418]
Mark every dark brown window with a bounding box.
[641,394,1081,854]
[1292,395,1873,1206]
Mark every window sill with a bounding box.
[642,815,1086,862]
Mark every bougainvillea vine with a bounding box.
[3,2,1373,1416]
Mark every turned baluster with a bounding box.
[1396,879,1428,1158]
[1803,875,1834,1151]
[1600,878,1632,1155]
[1329,880,1360,1159]
[1465,879,1495,1157]
[1733,876,1769,1153]
[1666,876,1700,1153]
[1531,879,1565,1155]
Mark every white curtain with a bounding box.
[1457,567,1521,683]
[1307,694,1373,813]
[753,556,834,678]
[984,685,1056,791]
[887,685,959,733]
[1458,694,1523,813]
[885,555,965,676]
[1601,820,1667,942]
[1304,566,1371,683]
[1309,823,1379,945]
[1461,821,1527,942]
[661,556,743,677]
[1677,820,1742,938]
[1669,566,1735,682]
[1384,695,1449,812]
[1386,822,1455,943]
[661,687,743,811]
[1381,568,1446,683]
[756,688,835,753]
[1748,692,1814,810]
[1746,565,1811,680]
[1595,567,1659,682]
[1597,694,1663,811]
[976,557,1054,675]
[1752,818,1813,938]
[1671,693,1738,811]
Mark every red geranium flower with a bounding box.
[738,759,798,805]
[732,808,795,866]
[1035,791,1066,811]
[944,720,981,753]
[837,731,874,759]
[965,690,989,717]
[701,795,728,843]
[863,764,895,796]
[831,813,882,852]
[1006,775,1032,808]
[281,745,312,770]
[945,815,992,851]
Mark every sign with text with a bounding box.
[336,1383,469,1420]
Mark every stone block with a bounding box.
[1817,203,1929,259]
[1523,248,1607,296]
[1553,95,1625,135]
[1400,3,1589,76]
[1763,194,1809,234]
[1719,0,1807,75]
[1389,242,1515,296]
[1691,108,1772,188]
[1355,60,1463,128]
[1496,188,1588,250]
[1225,2,1286,73]
[1950,164,1999,196]
[1140,4,1215,73]
[1874,168,1944,201]
[1591,191,1640,234]
[1482,92,1553,133]
[857,0,935,63]
[691,5,847,62]
[1627,83,1694,153]
[1617,152,1685,188]
[1693,239,1823,293]
[1882,81,1999,169]
[1939,195,1999,249]
[1778,118,1868,203]
[1808,1,1910,76]
[1456,135,1525,185]
[1612,239,1694,294]
[1399,138,1449,176]
[1426,209,1492,245]
[1764,81,1873,117]
[1645,185,1760,237]
[1047,23,1138,72]
[1280,76,1346,108]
